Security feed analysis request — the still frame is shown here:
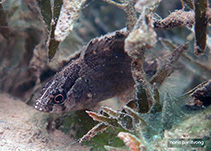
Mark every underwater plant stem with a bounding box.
[79,123,108,143]
[154,9,211,30]
[123,0,137,31]
[132,57,154,109]
[150,43,189,87]
[194,0,208,55]
[47,0,63,60]
[102,0,137,30]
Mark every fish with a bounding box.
[34,30,157,113]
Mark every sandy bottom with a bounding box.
[0,93,90,151]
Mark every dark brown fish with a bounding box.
[34,30,157,113]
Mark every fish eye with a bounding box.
[53,94,64,104]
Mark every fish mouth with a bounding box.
[34,99,65,113]
[34,100,51,112]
